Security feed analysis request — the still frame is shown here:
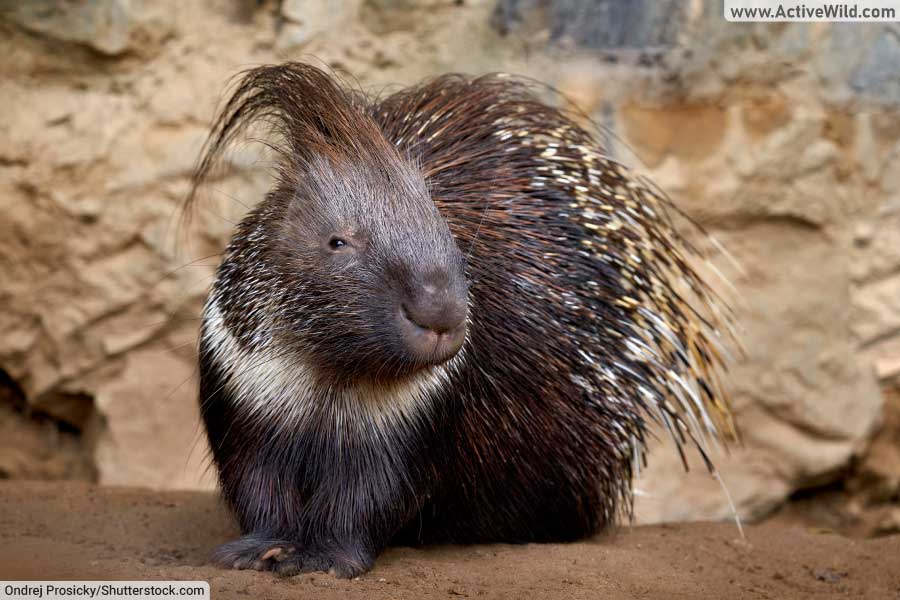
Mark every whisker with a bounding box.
[139,315,224,329]
[153,253,224,286]
[211,186,252,211]
[164,338,202,353]
[162,365,199,404]
[465,197,490,263]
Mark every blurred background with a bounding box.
[0,0,898,536]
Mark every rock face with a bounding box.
[0,0,897,527]
[277,0,361,50]
[491,0,689,50]
[0,0,172,56]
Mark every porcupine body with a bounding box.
[190,63,734,578]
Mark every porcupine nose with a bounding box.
[399,276,468,366]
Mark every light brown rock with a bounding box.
[636,222,882,523]
[619,102,729,166]
[92,347,214,490]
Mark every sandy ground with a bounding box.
[1,482,898,599]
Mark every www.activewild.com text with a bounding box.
[729,3,896,19]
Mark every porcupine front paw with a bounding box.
[211,534,374,578]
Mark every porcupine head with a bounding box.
[200,72,469,383]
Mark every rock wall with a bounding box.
[0,0,897,525]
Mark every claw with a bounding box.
[259,547,282,561]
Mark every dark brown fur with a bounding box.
[190,63,734,578]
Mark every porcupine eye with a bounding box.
[328,237,348,251]
[325,234,360,257]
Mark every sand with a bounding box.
[1,481,898,599]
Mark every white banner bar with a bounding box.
[725,0,900,21]
[1,582,210,600]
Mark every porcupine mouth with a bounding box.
[397,305,467,369]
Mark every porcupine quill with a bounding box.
[186,63,741,578]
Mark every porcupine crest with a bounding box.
[187,63,737,529]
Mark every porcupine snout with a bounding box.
[397,268,468,367]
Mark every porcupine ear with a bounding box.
[183,62,395,227]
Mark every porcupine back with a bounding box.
[371,73,737,534]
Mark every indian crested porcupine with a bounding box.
[187,62,736,578]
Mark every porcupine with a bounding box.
[187,62,736,578]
